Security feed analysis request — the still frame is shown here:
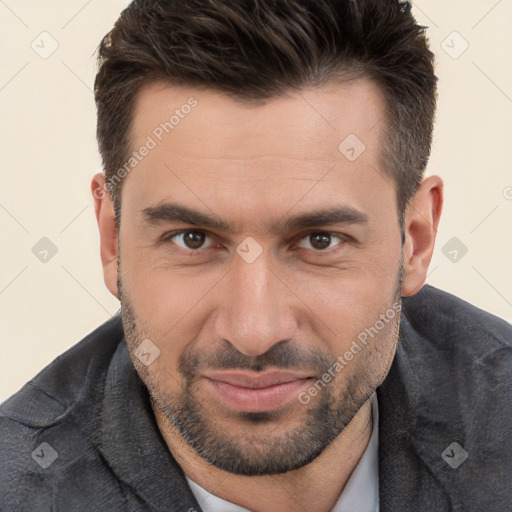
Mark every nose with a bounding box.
[214,251,298,356]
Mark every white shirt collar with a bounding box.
[186,392,379,512]
[332,391,379,512]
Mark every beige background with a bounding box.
[1,0,511,401]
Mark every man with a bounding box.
[1,0,511,510]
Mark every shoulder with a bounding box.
[1,313,125,428]
[398,284,512,406]
[379,288,512,512]
[398,284,512,452]
[0,314,125,509]
[394,286,512,506]
[401,284,512,354]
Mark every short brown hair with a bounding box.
[94,0,437,217]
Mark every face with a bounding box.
[115,78,403,475]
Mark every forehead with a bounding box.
[130,78,386,163]
[121,78,394,229]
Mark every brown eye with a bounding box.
[296,232,343,251]
[182,230,206,249]
[310,233,331,250]
[167,230,212,251]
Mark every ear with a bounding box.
[401,175,443,297]
[91,173,119,299]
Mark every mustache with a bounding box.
[179,339,332,378]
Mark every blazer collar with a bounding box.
[98,340,202,512]
[377,310,465,512]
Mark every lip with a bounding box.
[202,370,313,412]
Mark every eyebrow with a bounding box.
[141,202,369,234]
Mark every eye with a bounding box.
[164,229,214,251]
[296,232,345,251]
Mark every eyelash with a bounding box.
[160,229,349,256]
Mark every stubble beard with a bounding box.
[118,261,402,476]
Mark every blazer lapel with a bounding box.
[377,313,456,511]
[97,340,203,512]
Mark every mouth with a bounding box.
[202,370,314,412]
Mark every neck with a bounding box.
[153,396,374,512]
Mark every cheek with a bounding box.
[121,254,224,349]
[334,309,400,392]
[288,256,400,341]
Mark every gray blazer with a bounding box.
[1,285,511,511]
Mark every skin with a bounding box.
[92,77,443,512]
